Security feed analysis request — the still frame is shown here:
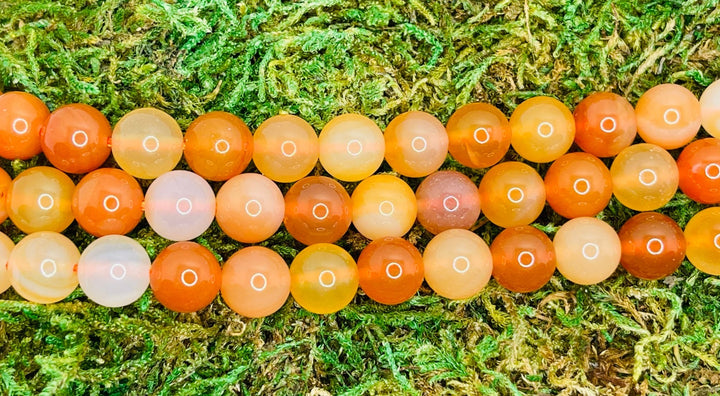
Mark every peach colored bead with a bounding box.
[253,114,318,183]
[351,174,417,240]
[7,166,75,234]
[635,84,701,149]
[573,92,637,157]
[284,176,352,245]
[416,170,481,235]
[684,207,720,275]
[700,80,720,138]
[509,96,575,163]
[610,143,678,211]
[384,111,449,177]
[318,113,385,182]
[478,161,546,228]
[446,102,511,168]
[554,217,621,285]
[0,232,15,294]
[0,167,11,223]
[0,91,50,160]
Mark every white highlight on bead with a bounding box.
[507,187,524,203]
[181,269,198,286]
[12,118,29,134]
[346,139,363,156]
[442,195,460,212]
[705,163,720,180]
[312,203,329,220]
[110,263,127,280]
[537,121,554,138]
[663,108,680,125]
[517,251,535,268]
[582,243,600,260]
[37,193,54,210]
[378,200,395,216]
[411,136,427,152]
[714,233,720,250]
[638,169,658,186]
[250,273,267,292]
[452,256,470,273]
[142,136,159,153]
[600,117,617,133]
[103,195,120,212]
[646,238,664,255]
[385,262,403,279]
[214,139,230,154]
[318,270,336,288]
[573,178,591,195]
[40,259,57,278]
[473,127,490,144]
[71,130,89,148]
[175,198,193,215]
[244,199,262,217]
[281,140,297,157]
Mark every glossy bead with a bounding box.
[183,111,253,181]
[0,91,50,160]
[635,84,701,149]
[289,243,358,314]
[221,246,290,318]
[0,167,12,223]
[416,170,481,234]
[40,103,112,173]
[7,166,75,233]
[0,233,15,294]
[677,138,720,204]
[253,114,318,183]
[423,229,493,300]
[357,237,424,305]
[111,108,184,179]
[509,96,575,163]
[216,173,284,243]
[446,102,511,168]
[573,92,637,157]
[77,235,150,307]
[318,114,385,181]
[618,212,686,280]
[284,176,352,245]
[351,174,417,240]
[544,152,613,218]
[8,232,80,303]
[610,144,679,211]
[149,242,221,312]
[700,80,720,138]
[72,168,144,236]
[490,226,556,293]
[553,217,621,285]
[478,161,545,228]
[384,111,448,177]
[684,207,720,275]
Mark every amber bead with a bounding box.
[446,102,511,168]
[618,212,686,280]
[0,91,50,160]
[509,96,575,163]
[253,114,318,183]
[351,174,417,240]
[610,143,678,211]
[684,207,720,275]
[544,152,613,218]
[318,114,385,182]
[284,176,352,245]
[490,226,556,293]
[416,170,481,234]
[7,166,75,234]
[384,111,448,177]
[357,237,424,305]
[573,92,637,157]
[478,161,545,228]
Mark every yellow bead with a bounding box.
[684,207,720,275]
[610,143,678,211]
[7,166,75,234]
[318,114,385,181]
[253,114,318,183]
[509,96,575,163]
[351,174,417,240]
[0,232,15,294]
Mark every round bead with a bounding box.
[544,152,613,218]
[221,246,290,318]
[478,161,546,228]
[700,80,720,138]
[509,96,575,163]
[618,212,686,280]
[351,174,417,240]
[253,114,318,183]
[684,207,720,275]
[318,114,385,181]
[0,91,50,160]
[216,173,284,243]
[446,102,511,168]
[635,83,701,149]
[40,103,112,173]
[610,143,679,211]
[111,108,184,179]
[423,229,493,300]
[8,232,80,303]
[490,226,556,293]
[553,217,621,285]
[357,237,424,305]
[677,138,720,204]
[284,176,352,245]
[183,111,253,181]
[416,170,481,234]
[0,233,15,294]
[289,243,358,314]
[573,92,637,157]
[149,242,221,312]
[384,111,448,177]
[0,167,12,223]
[77,235,151,307]
[72,168,144,236]
[7,166,75,234]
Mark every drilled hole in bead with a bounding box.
[312,203,329,220]
[507,187,524,204]
[573,178,591,195]
[346,139,363,156]
[175,198,192,215]
[537,122,554,138]
[600,117,617,133]
[517,251,535,268]
[638,169,657,186]
[318,270,336,288]
[452,256,470,273]
[250,273,267,292]
[385,262,403,279]
[646,238,664,255]
[663,108,680,125]
[378,200,395,216]
[582,243,600,260]
[181,269,198,287]
[473,127,490,144]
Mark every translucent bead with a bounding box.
[351,174,417,240]
[684,207,720,275]
[677,138,720,204]
[0,167,11,223]
[0,232,15,294]
[544,152,613,218]
[216,173,284,243]
[553,217,621,285]
[77,235,150,307]
[509,96,575,163]
[635,84,701,149]
[357,237,424,305]
[384,111,448,177]
[573,92,637,157]
[144,170,216,241]
[318,113,385,181]
[618,212,685,280]
[490,226,556,293]
[446,102,511,168]
[0,91,50,160]
[700,80,720,138]
[284,176,352,245]
[478,161,545,228]
[416,170,481,234]
[610,143,678,211]
[253,114,318,183]
[7,166,75,233]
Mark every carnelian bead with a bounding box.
[416,170,481,234]
[0,233,15,294]
[284,176,352,245]
[544,152,612,218]
[7,166,75,234]
[635,84,701,149]
[700,80,720,138]
[677,138,720,204]
[221,246,291,318]
[573,92,637,157]
[384,111,448,177]
[351,174,417,240]
[40,103,112,173]
[446,102,511,168]
[289,243,358,314]
[318,114,385,182]
[554,217,621,285]
[72,168,144,236]
[684,207,720,275]
[253,114,318,183]
[149,242,221,312]
[0,167,11,223]
[618,212,686,280]
[490,226,556,293]
[478,161,545,228]
[0,91,50,160]
[610,143,678,211]
[509,96,575,163]
[357,237,424,305]
[183,111,253,181]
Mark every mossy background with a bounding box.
[0,0,719,394]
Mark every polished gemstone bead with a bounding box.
[446,102,511,168]
[544,152,612,218]
[573,92,637,157]
[478,161,545,228]
[351,174,417,240]
[357,237,424,305]
[677,138,720,204]
[318,113,385,182]
[610,143,678,211]
[684,207,720,275]
[416,170,481,234]
[253,114,318,183]
[554,217,621,285]
[635,83,701,149]
[284,176,352,245]
[384,111,448,177]
[490,226,556,293]
[7,166,75,233]
[0,91,50,160]
[509,96,575,163]
[618,212,686,280]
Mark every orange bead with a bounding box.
[416,170,481,234]
[318,113,385,182]
[573,92,637,157]
[183,111,253,181]
[357,237,424,305]
[284,176,352,245]
[351,174,417,240]
[384,111,448,177]
[544,152,612,218]
[509,96,575,163]
[677,138,720,204]
[0,232,15,294]
[490,226,556,293]
[221,246,290,318]
[446,102,511,169]
[478,161,545,228]
[253,114,318,183]
[40,103,112,173]
[149,242,221,312]
[7,166,75,234]
[700,80,720,138]
[0,167,12,223]
[610,143,678,211]
[553,217,621,285]
[635,84,701,149]
[72,168,144,236]
[684,207,720,275]
[618,212,686,280]
[0,91,50,160]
